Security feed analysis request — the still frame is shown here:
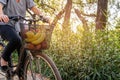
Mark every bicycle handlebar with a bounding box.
[9,15,49,23]
[9,15,23,21]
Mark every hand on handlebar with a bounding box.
[0,14,9,23]
[39,15,52,24]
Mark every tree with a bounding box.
[96,0,108,30]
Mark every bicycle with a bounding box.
[0,15,62,80]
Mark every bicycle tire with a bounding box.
[23,50,62,80]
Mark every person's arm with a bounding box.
[0,3,9,23]
[0,3,3,14]
[30,6,51,23]
[30,6,42,16]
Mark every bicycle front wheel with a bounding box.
[24,51,62,80]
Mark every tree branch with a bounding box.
[40,3,56,11]
[74,8,88,30]
[81,12,97,17]
[50,9,65,31]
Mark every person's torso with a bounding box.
[3,0,27,17]
[0,0,35,32]
[3,0,27,32]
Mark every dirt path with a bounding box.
[0,70,49,80]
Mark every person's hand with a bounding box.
[0,14,9,23]
[39,15,52,24]
[44,16,52,24]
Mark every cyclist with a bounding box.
[0,0,50,72]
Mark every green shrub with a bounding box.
[44,28,120,80]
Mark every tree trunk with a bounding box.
[62,0,72,32]
[96,0,108,30]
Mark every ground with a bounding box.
[0,70,49,80]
